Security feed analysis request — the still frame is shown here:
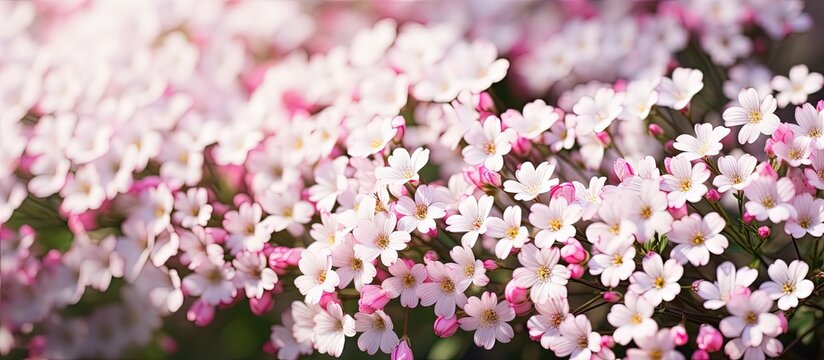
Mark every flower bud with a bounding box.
[483,260,498,271]
[817,100,824,112]
[505,282,529,304]
[187,300,215,327]
[705,189,721,203]
[392,339,413,360]
[667,204,688,220]
[567,263,585,279]
[664,140,676,153]
[561,238,587,264]
[262,341,277,355]
[603,291,621,303]
[512,136,533,156]
[549,183,576,204]
[434,316,459,338]
[423,250,438,264]
[249,292,274,316]
[691,349,710,360]
[757,226,771,238]
[482,169,502,187]
[320,291,342,309]
[648,123,664,137]
[670,324,688,346]
[742,212,755,224]
[696,324,723,352]
[613,158,635,182]
[595,131,611,146]
[600,335,615,348]
[776,311,788,333]
[358,285,391,314]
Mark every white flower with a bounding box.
[332,237,376,291]
[713,154,758,192]
[673,123,731,160]
[529,198,583,248]
[504,99,559,139]
[448,245,488,288]
[182,260,236,306]
[724,336,784,360]
[485,206,528,259]
[527,298,571,349]
[308,156,349,212]
[722,88,780,144]
[445,194,494,248]
[607,292,657,345]
[628,253,683,305]
[347,117,398,158]
[668,212,728,266]
[773,135,812,167]
[573,87,624,134]
[759,259,814,310]
[657,67,704,110]
[620,78,659,122]
[661,155,710,208]
[791,103,824,149]
[314,303,356,357]
[744,176,796,223]
[416,261,469,318]
[588,235,636,288]
[60,164,106,214]
[719,290,782,347]
[269,310,313,360]
[806,149,824,189]
[382,260,426,308]
[550,315,601,360]
[513,244,570,303]
[223,202,275,254]
[573,177,606,220]
[723,63,773,100]
[626,328,685,360]
[503,161,558,201]
[458,292,516,350]
[771,64,824,108]
[295,248,340,304]
[628,180,673,243]
[784,193,824,238]
[353,212,410,267]
[258,188,314,234]
[354,310,399,355]
[375,147,430,185]
[461,116,516,171]
[448,40,509,94]
[173,188,213,229]
[395,185,446,233]
[696,261,758,310]
[585,196,638,247]
[232,251,277,299]
[291,301,323,345]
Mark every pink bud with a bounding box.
[549,183,576,204]
[595,131,611,146]
[648,124,664,137]
[567,263,585,279]
[249,292,274,316]
[187,300,215,327]
[505,281,529,304]
[476,92,496,113]
[434,316,459,338]
[262,341,277,355]
[756,162,778,179]
[600,335,615,348]
[358,285,391,314]
[561,238,587,264]
[705,189,721,203]
[671,324,688,346]
[613,79,628,92]
[776,311,788,333]
[742,212,755,224]
[691,349,710,360]
[757,226,771,238]
[159,335,178,354]
[512,137,533,156]
[392,339,413,360]
[511,300,533,317]
[233,193,253,207]
[664,140,676,153]
[423,250,438,264]
[391,115,406,129]
[603,291,621,303]
[483,260,498,271]
[320,292,342,309]
[613,158,635,182]
[817,100,824,112]
[764,139,776,157]
[696,324,723,352]
[667,204,689,220]
[482,169,502,187]
[426,227,438,237]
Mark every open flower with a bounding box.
[723,88,780,144]
[784,193,824,238]
[744,176,796,223]
[527,298,571,350]
[395,184,446,233]
[503,161,558,201]
[759,259,814,310]
[697,261,758,310]
[417,261,469,318]
[529,198,583,248]
[719,290,782,347]
[573,87,624,134]
[354,310,399,355]
[347,117,398,158]
[314,303,356,357]
[550,315,601,360]
[673,123,731,160]
[588,235,636,288]
[382,260,426,308]
[448,245,488,288]
[713,154,758,192]
[512,244,570,303]
[771,64,823,108]
[626,328,684,360]
[628,253,683,305]
[668,212,728,266]
[458,292,515,350]
[445,194,494,248]
[295,248,340,304]
[353,212,410,267]
[657,67,704,110]
[375,147,430,185]
[485,206,529,259]
[661,155,710,208]
[790,103,824,149]
[607,292,657,345]
[461,116,516,171]
[332,237,377,290]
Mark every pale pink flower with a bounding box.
[628,253,683,305]
[668,213,728,266]
[585,196,638,247]
[354,310,399,355]
[382,260,426,308]
[513,244,570,303]
[269,311,313,360]
[458,292,515,350]
[628,180,674,242]
[713,154,758,192]
[550,315,601,360]
[485,206,528,259]
[724,336,783,360]
[353,212,410,266]
[395,185,446,233]
[223,202,275,254]
[347,117,397,158]
[657,67,704,110]
[375,147,430,185]
[784,193,824,238]
[625,328,685,360]
[60,164,106,214]
[722,88,780,144]
[232,251,278,299]
[527,297,571,349]
[182,259,236,306]
[308,156,349,212]
[313,302,355,357]
[673,123,730,160]
[173,188,212,229]
[588,235,636,288]
[503,161,558,201]
[445,194,494,248]
[744,176,796,223]
[773,134,812,167]
[790,103,824,149]
[759,259,814,310]
[661,156,710,208]
[573,177,607,220]
[607,292,658,345]
[697,261,758,310]
[504,99,559,139]
[332,237,376,291]
[309,212,348,251]
[719,290,781,347]
[573,87,624,134]
[295,248,340,304]
[805,149,824,189]
[529,198,583,248]
[448,245,488,288]
[771,64,823,107]
[417,261,469,318]
[461,116,515,171]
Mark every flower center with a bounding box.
[351,258,363,271]
[819,169,824,181]
[730,175,742,184]
[782,282,796,294]
[608,224,621,235]
[376,234,390,249]
[551,313,564,327]
[484,142,496,155]
[798,218,811,229]
[536,265,551,281]
[809,128,822,138]
[787,149,801,160]
[402,169,415,180]
[439,278,455,293]
[316,270,327,284]
[762,197,775,208]
[480,309,499,326]
[640,206,652,219]
[654,277,665,289]
[414,204,428,220]
[631,313,643,324]
[472,217,484,230]
[691,233,705,245]
[505,226,519,239]
[745,312,758,325]
[327,233,337,245]
[748,111,762,124]
[577,336,589,349]
[649,349,663,360]
[370,138,384,149]
[611,254,623,265]
[372,316,386,330]
[678,179,692,192]
[402,273,416,288]
[245,223,256,235]
[549,218,563,231]
[464,264,476,277]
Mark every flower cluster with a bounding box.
[1,0,822,359]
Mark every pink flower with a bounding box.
[550,314,601,360]
[696,324,723,352]
[391,339,413,360]
[458,292,516,350]
[719,290,782,347]
[354,310,399,355]
[358,285,391,314]
[434,315,460,338]
[416,261,469,318]
[512,244,570,303]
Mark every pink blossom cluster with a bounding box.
[1,0,822,359]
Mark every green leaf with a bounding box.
[428,337,466,359]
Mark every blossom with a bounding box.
[722,88,780,144]
[550,315,601,360]
[625,328,685,360]
[223,202,275,254]
[529,198,583,248]
[332,237,377,290]
[657,67,704,110]
[503,99,559,139]
[806,149,824,189]
[771,64,824,107]
[353,212,410,266]
[172,188,213,229]
[719,290,782,347]
[348,117,398,158]
[375,147,430,185]
[382,260,426,308]
[269,311,313,360]
[585,196,638,247]
[573,87,624,134]
[458,292,515,350]
[395,185,446,233]
[448,245,488,288]
[588,235,636,288]
[673,123,731,160]
[526,298,570,349]
[784,193,824,238]
[445,194,494,248]
[295,248,340,304]
[697,261,758,310]
[485,206,528,259]
[308,156,349,212]
[724,336,783,360]
[182,260,236,306]
[628,179,673,242]
[461,116,516,171]
[512,244,570,303]
[759,259,814,310]
[743,176,796,223]
[232,251,277,299]
[258,188,314,234]
[503,161,558,201]
[607,292,657,345]
[790,103,824,149]
[661,156,710,208]
[713,154,758,192]
[628,253,683,305]
[354,310,399,355]
[417,261,469,318]
[314,303,356,357]
[668,213,728,266]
